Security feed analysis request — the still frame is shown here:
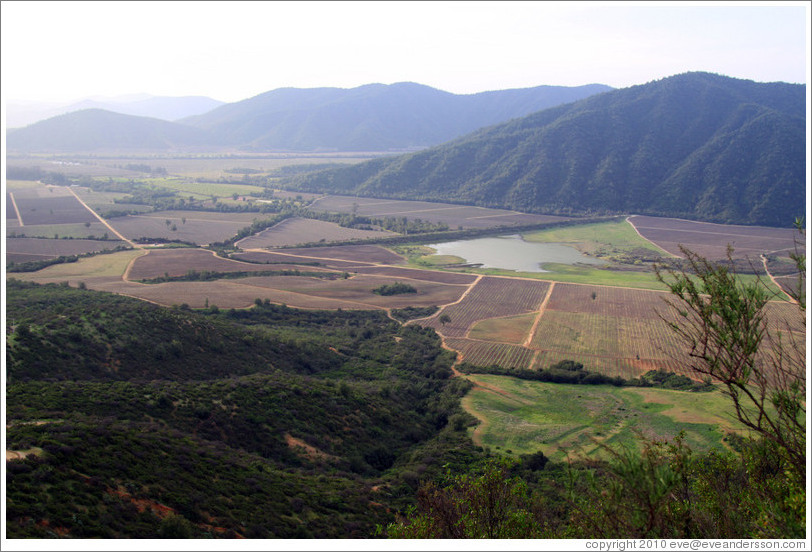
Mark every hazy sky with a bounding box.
[2,1,809,104]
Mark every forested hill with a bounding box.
[6,95,225,128]
[5,109,212,152]
[6,280,477,538]
[179,82,613,151]
[6,82,611,152]
[284,72,805,227]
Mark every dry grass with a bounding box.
[108,210,261,245]
[9,249,146,285]
[236,217,397,248]
[125,248,333,280]
[468,313,537,344]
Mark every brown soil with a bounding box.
[284,433,337,461]
[6,449,42,461]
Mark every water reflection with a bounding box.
[427,234,607,273]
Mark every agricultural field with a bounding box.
[235,217,397,249]
[7,222,115,240]
[8,249,146,288]
[352,265,479,284]
[124,248,336,280]
[5,153,373,180]
[309,195,571,229]
[5,179,803,384]
[6,186,96,225]
[467,313,537,343]
[233,273,467,309]
[461,375,746,461]
[145,178,269,199]
[71,187,154,216]
[415,276,551,338]
[466,261,670,290]
[9,243,469,310]
[523,217,671,257]
[93,272,467,311]
[106,210,263,244]
[116,153,372,180]
[628,215,802,260]
[529,311,692,379]
[102,279,373,310]
[6,237,128,265]
[5,184,120,240]
[6,156,138,177]
[248,244,406,265]
[446,338,537,370]
[415,279,802,381]
[232,250,372,269]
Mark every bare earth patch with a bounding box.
[284,433,337,461]
[6,447,44,461]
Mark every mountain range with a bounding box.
[6,73,804,226]
[6,109,211,152]
[6,95,226,128]
[179,82,613,151]
[6,82,612,152]
[283,72,806,227]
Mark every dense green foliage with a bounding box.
[372,282,417,296]
[390,305,440,322]
[5,280,482,538]
[6,279,329,382]
[459,361,714,391]
[459,360,625,386]
[656,239,806,480]
[286,73,805,227]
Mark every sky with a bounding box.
[1,1,809,105]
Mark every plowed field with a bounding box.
[628,215,801,260]
[235,217,396,248]
[126,248,332,280]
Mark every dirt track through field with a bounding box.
[761,254,797,304]
[625,216,678,257]
[8,192,24,226]
[66,186,140,249]
[442,274,484,309]
[523,282,555,346]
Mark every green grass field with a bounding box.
[6,180,45,190]
[523,218,671,256]
[468,313,536,343]
[150,179,269,199]
[477,263,670,289]
[9,249,145,282]
[441,259,787,297]
[461,374,746,461]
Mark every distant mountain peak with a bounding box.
[7,81,615,153]
[282,73,804,228]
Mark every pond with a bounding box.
[427,234,607,273]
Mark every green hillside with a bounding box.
[182,82,612,151]
[5,280,480,538]
[6,109,212,152]
[285,72,805,227]
[6,82,611,153]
